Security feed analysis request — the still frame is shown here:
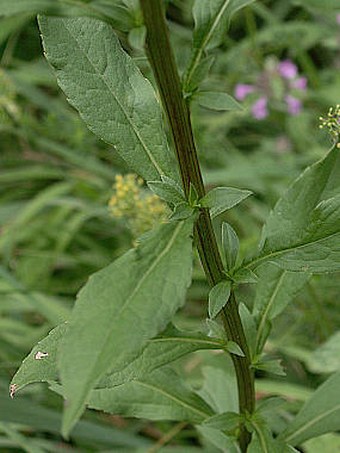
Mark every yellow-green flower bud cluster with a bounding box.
[108,174,168,237]
[319,105,340,148]
[0,69,20,124]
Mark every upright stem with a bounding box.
[140,1,255,451]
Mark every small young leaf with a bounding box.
[39,16,177,182]
[170,202,195,221]
[202,411,241,432]
[226,341,245,357]
[148,179,185,205]
[206,318,227,341]
[222,222,239,271]
[281,371,340,446]
[195,91,242,111]
[248,422,285,453]
[239,303,257,360]
[127,25,146,50]
[58,219,194,437]
[253,359,286,376]
[233,268,258,284]
[184,55,215,95]
[200,187,252,218]
[208,280,231,319]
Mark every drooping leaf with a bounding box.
[11,323,224,394]
[39,16,176,181]
[86,368,214,424]
[200,187,252,218]
[247,146,340,273]
[281,371,340,446]
[208,280,231,319]
[183,0,256,92]
[58,219,193,436]
[253,262,310,354]
[195,91,242,111]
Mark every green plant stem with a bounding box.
[140,1,255,450]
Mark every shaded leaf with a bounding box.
[200,187,252,218]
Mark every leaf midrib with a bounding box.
[185,0,231,88]
[136,380,211,419]
[284,403,340,444]
[245,231,340,270]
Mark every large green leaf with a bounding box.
[58,220,193,436]
[281,371,340,446]
[84,368,214,424]
[11,323,223,393]
[183,0,256,92]
[39,16,176,181]
[253,263,310,354]
[246,146,340,273]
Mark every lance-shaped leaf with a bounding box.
[208,280,231,319]
[39,16,176,181]
[10,323,67,396]
[85,368,214,424]
[246,146,340,273]
[281,371,340,446]
[183,0,256,92]
[58,220,193,436]
[10,323,224,394]
[253,262,310,354]
[200,187,252,218]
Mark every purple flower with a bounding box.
[291,76,307,91]
[278,59,298,79]
[285,95,301,115]
[235,83,255,101]
[251,97,268,120]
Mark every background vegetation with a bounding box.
[0,0,339,451]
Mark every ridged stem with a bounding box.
[140,1,255,450]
